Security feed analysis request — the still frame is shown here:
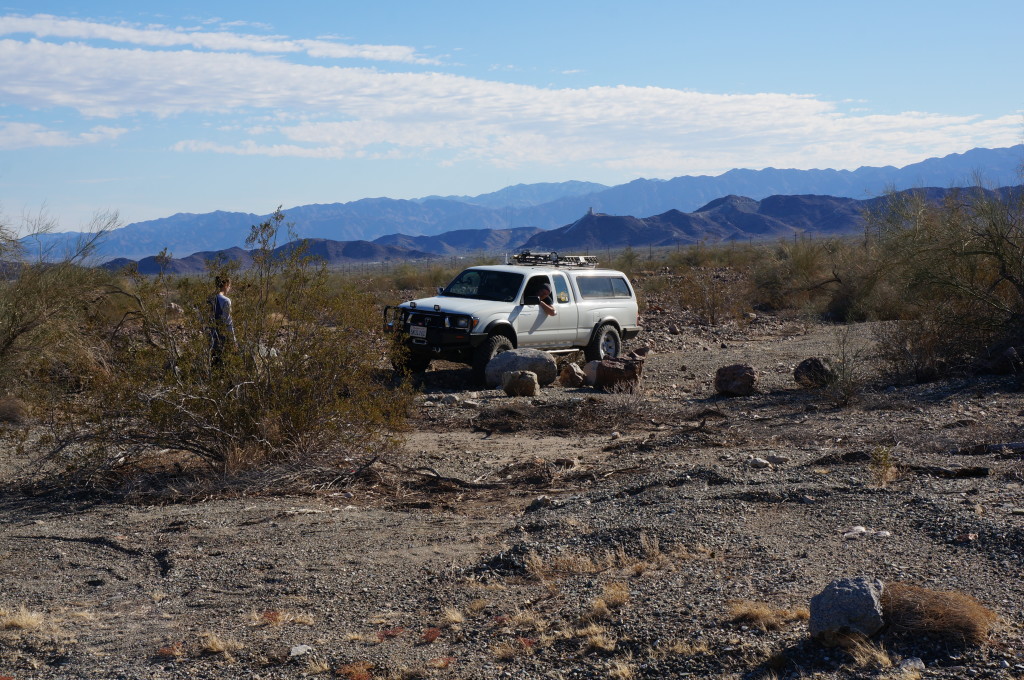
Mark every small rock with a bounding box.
[714,364,757,397]
[668,324,681,335]
[502,370,539,397]
[794,357,835,388]
[900,657,926,671]
[1011,508,1024,516]
[461,400,481,409]
[440,395,460,406]
[525,496,553,513]
[610,431,621,440]
[765,455,790,465]
[289,645,312,658]
[747,457,772,469]
[558,362,586,388]
[485,348,557,388]
[955,533,979,543]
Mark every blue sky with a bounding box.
[1,0,1022,231]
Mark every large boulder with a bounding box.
[794,357,835,388]
[714,364,757,396]
[809,577,886,643]
[502,370,540,397]
[485,349,557,388]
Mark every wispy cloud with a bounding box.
[0,15,1019,176]
[0,14,439,64]
[0,121,127,150]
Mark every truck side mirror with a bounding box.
[437,286,444,295]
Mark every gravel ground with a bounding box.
[1,316,1023,679]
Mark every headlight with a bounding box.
[444,315,478,330]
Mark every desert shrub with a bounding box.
[41,209,410,488]
[674,268,749,325]
[867,185,1024,379]
[385,262,459,296]
[824,325,872,406]
[0,396,28,425]
[0,211,118,391]
[881,582,997,645]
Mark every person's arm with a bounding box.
[538,297,557,317]
[223,296,237,343]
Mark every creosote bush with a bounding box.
[42,209,410,490]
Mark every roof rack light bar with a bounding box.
[512,251,599,267]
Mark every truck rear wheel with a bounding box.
[584,324,621,362]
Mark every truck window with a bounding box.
[553,274,571,304]
[576,275,633,299]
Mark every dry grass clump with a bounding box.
[650,638,711,659]
[336,660,375,680]
[0,396,28,425]
[440,607,464,626]
[608,656,635,679]
[249,609,315,626]
[199,632,243,659]
[726,600,809,631]
[0,606,45,630]
[840,635,892,669]
[881,582,997,645]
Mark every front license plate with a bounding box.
[409,325,427,338]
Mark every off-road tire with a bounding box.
[584,324,621,362]
[472,334,514,385]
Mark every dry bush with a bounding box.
[726,600,809,631]
[37,209,411,492]
[881,582,997,645]
[869,445,902,487]
[866,186,1024,380]
[0,396,28,425]
[674,268,749,325]
[0,211,118,393]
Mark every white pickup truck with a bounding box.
[386,252,642,382]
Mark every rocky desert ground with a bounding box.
[2,312,1024,680]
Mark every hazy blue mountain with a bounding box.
[519,187,1008,251]
[419,180,609,208]
[103,240,430,275]
[373,226,543,255]
[26,145,1024,261]
[511,145,1024,228]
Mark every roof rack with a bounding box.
[510,251,599,267]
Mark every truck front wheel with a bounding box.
[472,334,513,385]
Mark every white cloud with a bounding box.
[0,25,1019,174]
[0,121,127,149]
[0,14,439,64]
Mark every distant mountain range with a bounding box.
[102,186,1020,273]
[27,145,1024,261]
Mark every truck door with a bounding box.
[549,273,579,346]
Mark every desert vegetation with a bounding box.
[1,187,1023,678]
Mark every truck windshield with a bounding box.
[443,270,523,302]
